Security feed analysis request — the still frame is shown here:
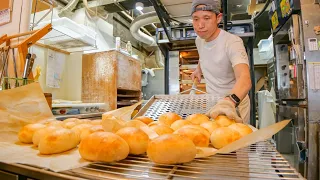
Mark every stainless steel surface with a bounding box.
[300,0,320,179]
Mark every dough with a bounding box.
[79,132,129,162]
[32,126,60,146]
[170,120,192,131]
[210,127,240,149]
[228,123,253,137]
[186,114,210,125]
[174,127,209,147]
[150,125,174,135]
[134,116,154,125]
[116,127,149,155]
[158,112,182,126]
[147,134,196,164]
[200,121,221,134]
[38,128,79,155]
[80,125,104,140]
[148,121,160,127]
[18,124,46,144]
[214,115,236,127]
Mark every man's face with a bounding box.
[192,5,222,41]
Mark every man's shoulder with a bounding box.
[221,29,243,43]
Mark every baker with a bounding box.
[190,0,252,123]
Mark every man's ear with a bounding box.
[216,13,223,24]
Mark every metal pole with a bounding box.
[222,0,228,30]
[248,37,256,126]
[164,49,169,94]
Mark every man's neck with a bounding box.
[205,28,221,42]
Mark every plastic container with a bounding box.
[126,41,132,56]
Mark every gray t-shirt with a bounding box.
[195,29,249,96]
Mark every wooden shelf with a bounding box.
[117,94,140,98]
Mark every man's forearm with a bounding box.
[230,73,252,101]
[196,61,202,73]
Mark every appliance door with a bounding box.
[276,105,306,175]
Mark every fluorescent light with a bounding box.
[136,2,144,11]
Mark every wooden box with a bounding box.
[82,50,141,111]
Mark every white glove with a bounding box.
[205,99,243,123]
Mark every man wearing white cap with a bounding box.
[190,0,252,123]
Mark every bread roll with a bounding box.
[63,118,79,123]
[18,124,46,144]
[147,134,196,164]
[38,128,79,155]
[158,112,182,126]
[186,114,210,125]
[116,127,149,155]
[33,126,60,146]
[228,123,253,137]
[62,121,80,129]
[200,121,220,134]
[150,125,174,135]
[102,115,125,133]
[71,124,93,139]
[46,121,63,127]
[80,125,104,140]
[170,120,192,131]
[79,132,129,162]
[180,125,210,138]
[125,120,148,129]
[78,119,92,124]
[174,127,209,147]
[210,127,240,149]
[134,116,154,125]
[90,120,102,125]
[148,121,160,127]
[215,115,235,127]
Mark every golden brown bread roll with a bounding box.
[62,121,81,129]
[210,127,240,149]
[80,125,104,140]
[18,124,46,144]
[78,119,92,124]
[228,123,253,137]
[158,112,182,126]
[148,121,160,127]
[125,120,148,129]
[170,120,192,131]
[32,126,60,146]
[90,120,102,125]
[102,115,125,133]
[174,127,209,147]
[63,118,79,123]
[150,125,174,135]
[79,132,129,162]
[200,121,221,134]
[71,124,93,139]
[147,134,196,164]
[134,116,154,125]
[214,115,236,127]
[116,127,149,155]
[38,128,79,155]
[46,121,63,127]
[180,125,210,138]
[186,114,210,125]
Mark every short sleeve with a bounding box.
[195,36,202,60]
[226,37,249,67]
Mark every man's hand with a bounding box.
[190,68,202,83]
[205,99,243,123]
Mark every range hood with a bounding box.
[35,17,97,52]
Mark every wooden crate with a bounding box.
[82,50,141,111]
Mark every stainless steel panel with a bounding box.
[142,69,165,100]
[275,44,291,99]
[169,51,180,95]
